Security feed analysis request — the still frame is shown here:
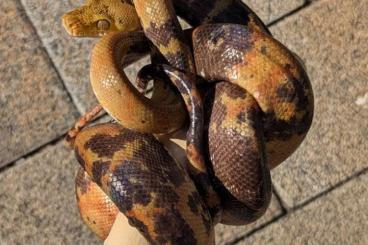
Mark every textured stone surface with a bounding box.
[267,0,368,207]
[0,141,99,244]
[20,0,97,113]
[244,0,304,24]
[0,0,79,167]
[240,172,368,244]
[215,193,283,245]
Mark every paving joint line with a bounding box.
[228,167,368,244]
[224,185,290,244]
[16,0,82,115]
[291,167,368,211]
[0,0,86,172]
[271,184,289,214]
[0,134,67,174]
[0,112,107,174]
[267,0,272,23]
[227,212,287,245]
[267,0,313,27]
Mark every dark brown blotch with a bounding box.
[75,147,86,170]
[92,160,111,186]
[164,164,186,188]
[208,1,270,34]
[200,211,212,235]
[153,209,196,245]
[120,0,133,5]
[208,26,226,45]
[146,18,187,47]
[164,51,193,71]
[276,80,296,103]
[84,131,128,158]
[130,135,186,188]
[236,111,247,123]
[109,162,179,213]
[109,163,150,212]
[261,46,267,54]
[75,168,91,195]
[223,82,247,99]
[187,192,199,215]
[194,25,257,82]
[173,0,215,26]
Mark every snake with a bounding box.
[63,0,314,243]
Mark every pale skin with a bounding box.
[105,212,148,245]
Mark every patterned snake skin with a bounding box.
[63,0,314,243]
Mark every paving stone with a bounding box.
[0,0,79,167]
[244,0,304,24]
[0,141,99,244]
[215,192,283,245]
[20,0,97,113]
[268,0,368,207]
[240,172,368,244]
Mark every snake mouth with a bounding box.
[62,14,103,37]
[62,14,83,36]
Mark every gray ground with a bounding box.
[1,0,367,244]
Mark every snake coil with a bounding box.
[63,0,313,243]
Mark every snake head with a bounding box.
[62,0,141,37]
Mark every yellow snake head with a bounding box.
[62,0,141,37]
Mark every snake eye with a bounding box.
[97,19,110,30]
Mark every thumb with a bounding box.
[104,212,148,245]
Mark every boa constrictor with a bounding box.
[63,0,314,243]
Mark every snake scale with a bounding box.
[63,0,314,243]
